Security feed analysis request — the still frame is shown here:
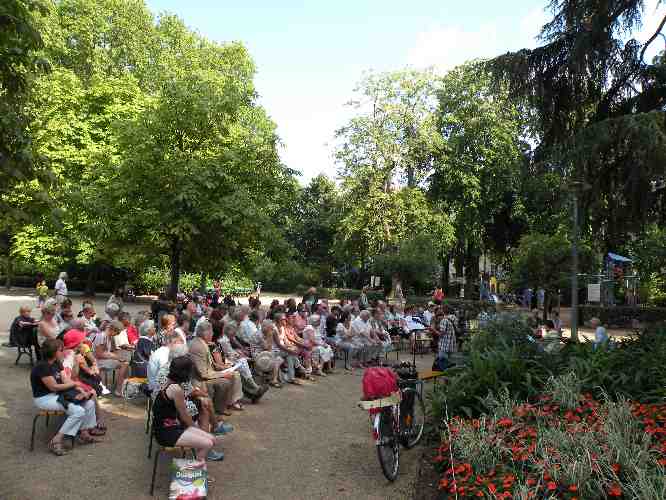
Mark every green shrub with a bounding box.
[563,328,666,403]
[578,305,666,327]
[430,318,666,425]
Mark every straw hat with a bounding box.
[254,351,274,373]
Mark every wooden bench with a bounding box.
[418,370,446,385]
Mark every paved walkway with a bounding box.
[0,292,426,499]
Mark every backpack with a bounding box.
[362,367,398,401]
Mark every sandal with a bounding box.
[96,422,107,432]
[89,427,106,436]
[231,403,244,411]
[77,434,100,445]
[269,382,282,388]
[222,410,232,416]
[48,440,67,456]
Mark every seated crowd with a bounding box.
[19,289,464,462]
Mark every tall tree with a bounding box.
[0,0,51,284]
[111,64,287,298]
[429,62,528,297]
[488,0,666,251]
[335,69,441,191]
[287,175,341,268]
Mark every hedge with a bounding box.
[293,285,385,302]
[578,305,666,328]
[0,275,118,293]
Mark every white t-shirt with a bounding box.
[405,315,426,331]
[92,330,113,353]
[54,279,67,296]
[594,326,608,345]
[115,329,130,348]
[147,346,170,393]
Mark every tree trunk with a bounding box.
[407,166,415,188]
[84,263,98,297]
[463,244,479,300]
[168,237,181,301]
[199,272,206,295]
[4,254,12,289]
[542,292,550,322]
[440,251,450,294]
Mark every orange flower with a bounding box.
[568,484,579,492]
[607,483,622,497]
[497,417,513,428]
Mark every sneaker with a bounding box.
[100,384,111,396]
[206,449,225,461]
[213,422,234,435]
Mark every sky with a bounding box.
[145,0,666,184]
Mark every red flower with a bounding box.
[547,481,557,491]
[607,483,622,497]
[611,463,621,474]
[568,484,579,492]
[497,417,513,428]
[488,483,497,494]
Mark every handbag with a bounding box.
[57,388,88,409]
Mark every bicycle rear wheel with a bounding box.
[399,388,425,449]
[376,408,400,481]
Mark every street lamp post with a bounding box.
[571,188,580,343]
[569,180,590,343]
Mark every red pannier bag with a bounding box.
[362,367,398,401]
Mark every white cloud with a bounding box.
[406,7,549,73]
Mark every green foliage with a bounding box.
[578,305,666,328]
[430,314,666,423]
[510,231,596,295]
[487,1,666,250]
[626,224,666,304]
[0,0,50,220]
[285,175,341,268]
[562,330,666,403]
[334,69,454,273]
[431,314,555,421]
[252,258,321,294]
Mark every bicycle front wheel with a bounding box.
[376,408,400,481]
[399,387,425,449]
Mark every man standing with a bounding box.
[54,272,68,306]
[436,312,457,368]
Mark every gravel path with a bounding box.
[0,291,427,500]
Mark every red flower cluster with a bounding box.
[434,397,666,499]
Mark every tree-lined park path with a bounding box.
[0,292,427,500]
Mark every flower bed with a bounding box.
[433,378,666,499]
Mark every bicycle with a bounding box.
[358,362,426,481]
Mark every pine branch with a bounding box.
[639,13,666,63]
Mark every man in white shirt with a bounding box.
[54,272,68,305]
[352,310,381,364]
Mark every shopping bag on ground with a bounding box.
[169,458,207,500]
